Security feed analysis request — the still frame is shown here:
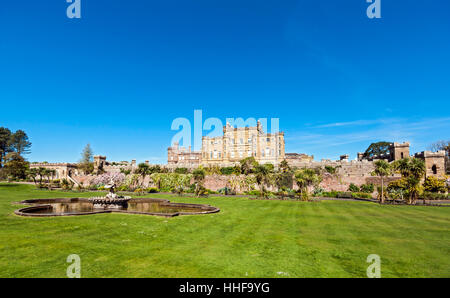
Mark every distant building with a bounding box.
[284,153,314,167]
[201,121,285,166]
[167,142,201,166]
[167,121,285,166]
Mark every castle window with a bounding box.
[401,152,404,159]
[240,138,243,144]
[267,138,270,142]
[432,164,437,175]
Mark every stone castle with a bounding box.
[168,121,285,167]
[30,125,447,190]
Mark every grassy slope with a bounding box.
[0,183,449,278]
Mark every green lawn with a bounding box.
[0,183,449,278]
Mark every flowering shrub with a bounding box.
[91,172,125,186]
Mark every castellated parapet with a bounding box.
[414,150,446,178]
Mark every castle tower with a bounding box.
[93,155,106,174]
[390,142,410,161]
[414,151,446,178]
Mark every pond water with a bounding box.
[15,198,219,217]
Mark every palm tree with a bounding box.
[193,168,206,197]
[28,168,39,185]
[37,167,46,185]
[294,169,321,201]
[254,164,274,198]
[240,157,258,175]
[227,175,240,194]
[393,158,426,204]
[135,163,151,187]
[371,160,392,204]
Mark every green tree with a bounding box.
[27,168,39,184]
[78,144,94,174]
[348,183,360,192]
[254,164,274,198]
[239,157,258,175]
[3,152,29,180]
[0,127,12,168]
[174,167,189,174]
[278,159,291,173]
[10,130,32,155]
[275,162,293,191]
[363,141,392,159]
[371,160,392,204]
[135,163,151,187]
[393,158,426,204]
[294,169,321,201]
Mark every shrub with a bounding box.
[245,190,261,196]
[117,185,128,192]
[146,187,159,193]
[348,183,360,192]
[134,188,145,193]
[419,192,449,200]
[387,178,407,192]
[195,185,209,197]
[324,165,336,174]
[423,176,447,193]
[276,188,296,199]
[337,192,352,199]
[174,168,189,174]
[360,183,375,193]
[218,187,236,195]
[220,167,234,175]
[351,192,373,199]
[313,187,325,196]
[321,191,338,198]
[61,179,72,190]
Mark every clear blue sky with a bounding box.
[1,1,449,164]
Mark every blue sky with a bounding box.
[0,1,449,163]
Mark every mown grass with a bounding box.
[0,183,449,277]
